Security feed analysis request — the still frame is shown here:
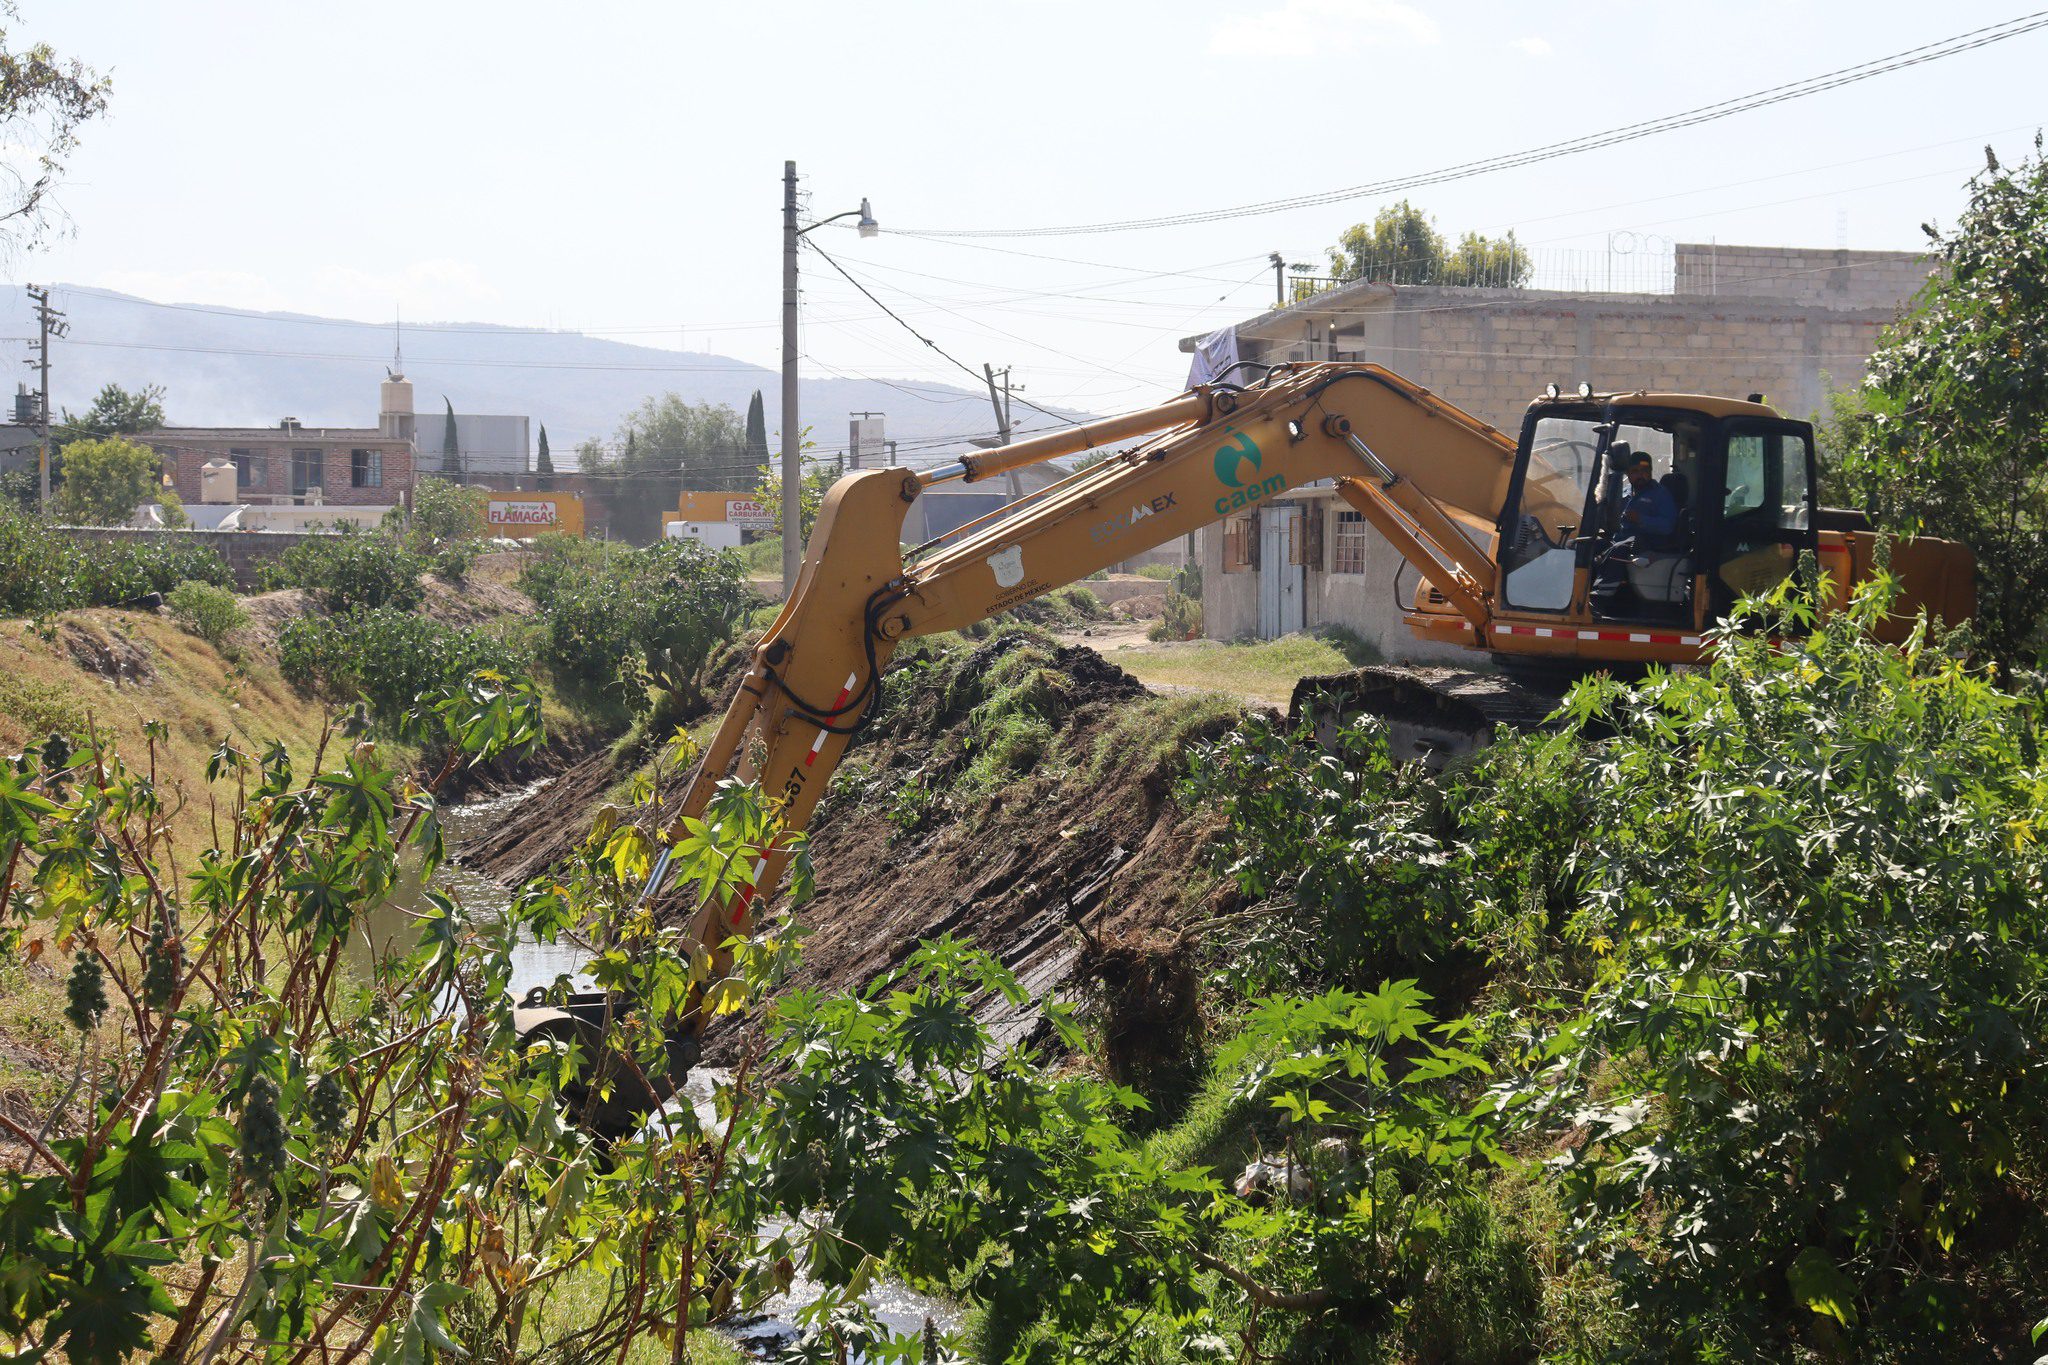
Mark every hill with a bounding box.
[0,285,1095,464]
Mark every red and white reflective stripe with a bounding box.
[804,671,860,768]
[1494,623,1702,647]
[737,673,859,928]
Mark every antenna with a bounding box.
[389,307,405,379]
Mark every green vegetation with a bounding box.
[750,462,835,551]
[260,526,427,611]
[1826,137,2048,661]
[5,560,2045,1361]
[0,13,110,256]
[53,381,165,453]
[519,533,749,717]
[576,395,763,541]
[1324,200,1530,289]
[278,607,526,729]
[0,509,232,614]
[50,433,161,524]
[0,675,819,1365]
[1149,563,1203,641]
[1133,562,1178,580]
[166,578,246,650]
[1119,625,1379,703]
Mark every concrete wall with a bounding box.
[1672,243,1931,311]
[60,527,322,592]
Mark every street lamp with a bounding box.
[781,162,878,593]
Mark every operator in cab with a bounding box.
[1619,450,1680,550]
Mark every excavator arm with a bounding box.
[656,362,1519,1013]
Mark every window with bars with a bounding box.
[351,448,383,488]
[292,448,324,496]
[1221,514,1258,573]
[1331,509,1372,575]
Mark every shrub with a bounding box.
[0,510,233,616]
[521,534,747,713]
[1180,711,1455,990]
[1151,562,1203,641]
[279,608,526,727]
[1508,592,2048,1355]
[408,475,488,543]
[261,527,426,610]
[52,434,161,525]
[167,578,247,648]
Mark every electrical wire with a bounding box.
[802,240,1084,429]
[892,13,2048,237]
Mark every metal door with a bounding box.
[1257,504,1304,638]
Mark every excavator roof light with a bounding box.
[1577,382,1594,399]
[1544,382,1560,399]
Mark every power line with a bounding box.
[893,13,2048,237]
[803,239,1083,429]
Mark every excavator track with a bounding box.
[1288,664,1576,767]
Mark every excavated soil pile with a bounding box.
[697,631,1242,1059]
[463,630,1249,1058]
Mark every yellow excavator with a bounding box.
[517,362,1972,1117]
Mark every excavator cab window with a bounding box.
[1706,422,1817,616]
[1501,406,1706,623]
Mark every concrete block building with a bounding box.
[1182,241,1930,656]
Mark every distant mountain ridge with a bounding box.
[0,286,1095,467]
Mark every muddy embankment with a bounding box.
[461,631,1247,1052]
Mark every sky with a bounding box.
[11,0,2048,418]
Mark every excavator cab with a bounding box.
[1496,394,1818,635]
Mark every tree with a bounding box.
[744,389,769,475]
[0,5,111,253]
[580,395,751,541]
[52,380,164,451]
[1328,200,1443,284]
[752,461,835,549]
[535,422,553,475]
[1325,201,1528,287]
[1440,229,1531,288]
[1835,137,2048,660]
[408,475,487,543]
[441,396,459,475]
[52,433,159,524]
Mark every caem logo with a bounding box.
[1211,426,1286,515]
[1213,428,1262,489]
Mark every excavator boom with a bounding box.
[659,364,1535,997]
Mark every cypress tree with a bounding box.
[441,398,460,475]
[744,390,769,475]
[536,425,553,475]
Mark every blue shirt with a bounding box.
[1623,480,1679,541]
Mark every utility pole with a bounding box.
[778,165,878,588]
[780,160,802,593]
[982,364,1012,446]
[25,286,65,517]
[983,364,1025,501]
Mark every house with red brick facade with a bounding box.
[148,421,414,507]
[141,375,420,509]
